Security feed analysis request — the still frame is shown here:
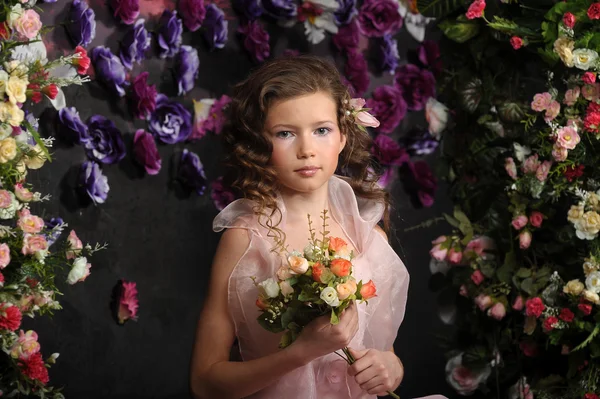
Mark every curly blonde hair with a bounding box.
[222,55,390,249]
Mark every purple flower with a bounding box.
[149,94,192,144]
[175,45,200,96]
[80,161,109,204]
[366,85,406,134]
[84,115,126,164]
[232,0,263,20]
[203,4,228,50]
[371,135,409,166]
[157,9,183,59]
[110,0,140,25]
[418,40,442,75]
[58,107,90,144]
[129,72,157,120]
[333,19,359,52]
[66,0,97,48]
[119,19,151,70]
[203,94,231,134]
[178,149,207,195]
[133,129,161,175]
[407,160,436,207]
[377,35,399,74]
[378,167,395,188]
[261,0,297,20]
[238,20,270,62]
[211,177,235,210]
[45,217,64,246]
[345,49,369,96]
[334,0,358,26]
[406,131,439,156]
[358,0,402,37]
[395,64,436,111]
[91,46,129,97]
[179,0,206,31]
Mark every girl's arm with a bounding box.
[190,228,358,399]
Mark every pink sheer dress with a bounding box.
[213,175,447,399]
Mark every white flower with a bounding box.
[7,4,24,28]
[573,48,599,70]
[66,256,91,285]
[320,286,340,307]
[258,278,280,298]
[302,0,339,45]
[425,98,449,139]
[11,36,48,64]
[287,255,309,274]
[279,280,294,297]
[586,271,600,294]
[0,191,20,220]
[445,353,491,396]
[513,143,531,162]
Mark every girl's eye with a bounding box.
[275,131,293,139]
[316,127,331,135]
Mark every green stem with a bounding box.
[340,347,401,399]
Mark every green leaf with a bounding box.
[571,324,600,352]
[516,268,532,278]
[257,313,284,333]
[280,307,297,330]
[439,16,480,44]
[416,0,464,18]
[480,263,495,278]
[487,16,540,37]
[22,120,52,162]
[330,308,340,325]
[521,278,534,295]
[279,330,293,349]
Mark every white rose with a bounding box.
[320,286,340,307]
[276,265,294,281]
[66,256,91,285]
[279,280,294,297]
[445,353,491,396]
[584,258,599,276]
[0,191,19,220]
[573,48,599,71]
[287,255,309,274]
[425,98,449,139]
[586,271,600,294]
[258,278,280,298]
[583,289,600,304]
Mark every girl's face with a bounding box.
[264,91,346,195]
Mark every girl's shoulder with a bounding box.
[213,198,261,234]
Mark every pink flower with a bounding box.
[10,330,40,360]
[564,87,580,106]
[110,0,140,25]
[529,211,544,228]
[355,110,381,128]
[66,230,83,260]
[464,236,495,259]
[552,144,568,161]
[447,247,463,264]
[525,297,545,318]
[0,243,10,269]
[465,0,486,19]
[559,308,575,322]
[0,271,4,287]
[474,294,493,311]
[459,285,468,297]
[14,10,42,40]
[349,98,366,110]
[14,183,33,202]
[17,209,44,234]
[471,270,485,285]
[543,316,559,332]
[21,234,48,257]
[512,215,528,230]
[201,94,231,135]
[579,303,592,315]
[487,302,506,320]
[430,235,448,261]
[505,157,518,180]
[133,129,161,175]
[445,353,491,396]
[522,154,540,174]
[519,230,532,249]
[563,12,576,28]
[544,100,560,121]
[510,36,523,50]
[556,126,580,150]
[512,295,524,311]
[18,352,48,385]
[531,92,552,112]
[118,280,139,324]
[536,160,552,182]
[582,83,600,101]
[0,303,22,331]
[584,72,597,84]
[0,190,13,208]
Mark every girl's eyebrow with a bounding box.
[269,120,335,130]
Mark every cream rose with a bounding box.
[563,279,584,296]
[287,255,309,274]
[553,38,575,67]
[0,138,17,164]
[336,281,357,300]
[584,258,599,276]
[586,271,600,294]
[320,286,340,307]
[0,71,8,98]
[258,278,280,298]
[577,211,600,239]
[0,102,24,127]
[5,76,27,104]
[568,203,585,223]
[279,280,294,297]
[24,145,46,170]
[583,289,600,304]
[276,265,294,281]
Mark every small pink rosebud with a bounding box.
[471,270,485,286]
[512,215,528,230]
[529,211,544,228]
[488,302,506,320]
[519,230,532,249]
[512,295,524,311]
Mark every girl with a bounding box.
[190,56,446,399]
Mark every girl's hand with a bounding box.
[346,348,404,395]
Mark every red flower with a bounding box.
[519,341,539,357]
[543,316,559,332]
[27,83,42,104]
[42,84,58,100]
[578,303,592,315]
[0,271,4,287]
[564,164,584,182]
[0,303,22,331]
[563,12,576,28]
[0,22,10,40]
[510,36,523,50]
[584,110,600,134]
[585,394,600,399]
[525,297,545,318]
[559,308,575,322]
[466,0,486,19]
[584,72,597,84]
[588,3,600,19]
[18,352,49,385]
[72,46,91,75]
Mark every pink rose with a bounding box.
[529,211,544,228]
[584,72,597,84]
[336,281,357,300]
[0,243,10,269]
[445,353,491,395]
[564,87,580,106]
[582,83,600,101]
[512,215,528,230]
[110,0,140,25]
[510,36,523,50]
[17,209,44,234]
[487,302,506,320]
[0,190,13,208]
[66,230,83,260]
[9,330,40,360]
[536,160,552,182]
[556,126,580,150]
[552,144,568,161]
[563,12,576,28]
[522,154,540,174]
[276,265,294,281]
[430,235,448,261]
[474,294,493,311]
[519,230,532,249]
[349,98,366,110]
[531,92,552,112]
[512,295,524,311]
[525,297,545,318]
[505,157,518,180]
[448,247,463,264]
[14,184,33,202]
[14,10,42,40]
[464,236,495,259]
[465,0,486,19]
[544,100,560,121]
[471,270,485,285]
[21,234,48,256]
[355,110,380,128]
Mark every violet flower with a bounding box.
[58,107,90,144]
[133,129,161,175]
[157,9,183,59]
[110,0,140,25]
[66,0,97,48]
[377,35,400,74]
[366,85,407,134]
[203,4,228,50]
[406,160,437,207]
[175,45,200,96]
[238,20,270,63]
[179,0,206,31]
[45,217,64,247]
[211,177,235,210]
[261,0,297,20]
[91,46,129,97]
[119,19,151,70]
[418,40,442,75]
[79,161,109,204]
[394,64,436,111]
[202,94,231,134]
[406,131,439,156]
[84,115,126,164]
[358,0,403,37]
[148,94,192,144]
[371,134,409,166]
[178,149,207,195]
[232,0,263,21]
[334,0,358,26]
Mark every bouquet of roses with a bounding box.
[254,211,400,398]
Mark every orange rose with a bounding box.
[330,258,352,277]
[312,261,324,283]
[255,297,269,310]
[360,280,377,300]
[328,237,348,252]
